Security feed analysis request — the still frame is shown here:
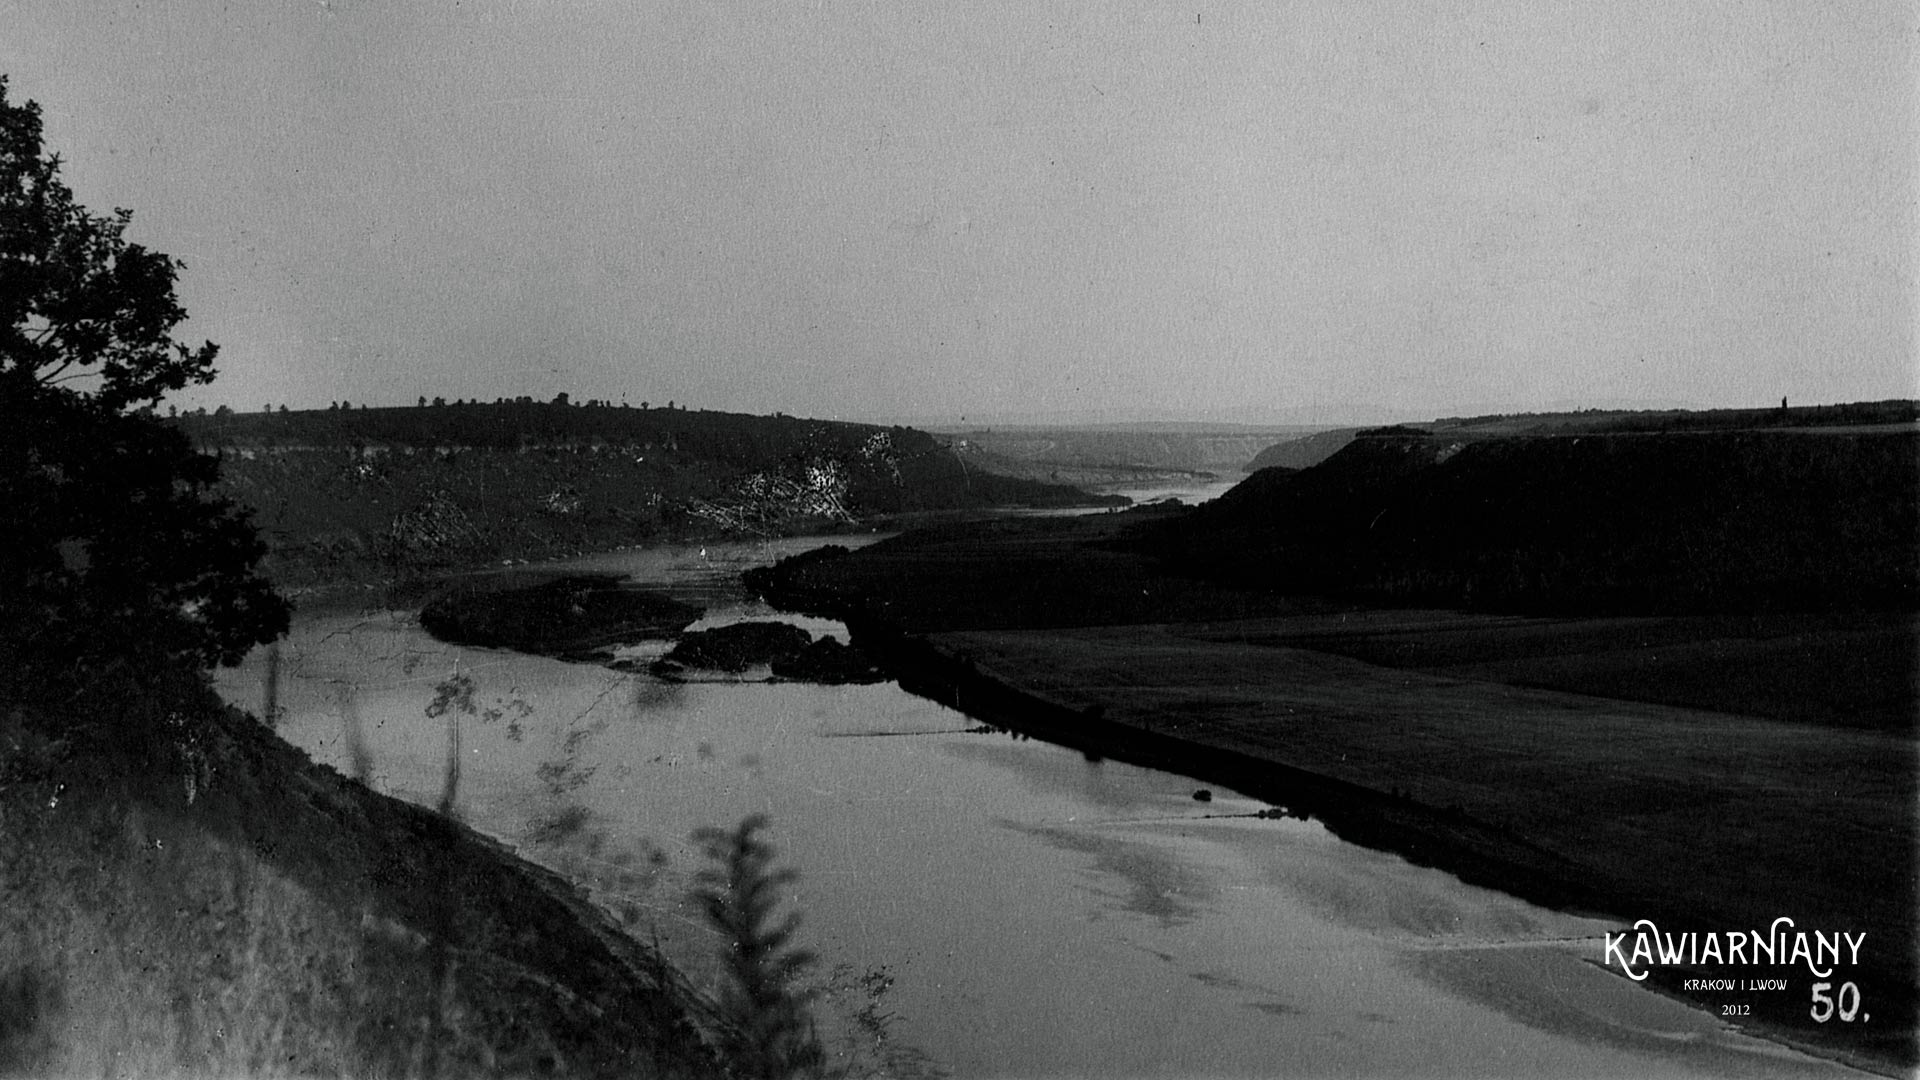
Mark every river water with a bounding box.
[213,524,1865,1078]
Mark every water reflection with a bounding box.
[997,819,1217,929]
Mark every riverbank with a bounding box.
[224,540,1861,1080]
[748,517,1918,1074]
[0,672,720,1076]
[859,618,1913,1074]
[271,505,1092,618]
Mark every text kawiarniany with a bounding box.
[1604,917,1865,982]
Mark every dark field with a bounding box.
[1184,609,1919,732]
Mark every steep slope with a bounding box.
[175,403,1107,590]
[0,670,717,1077]
[1154,425,1920,615]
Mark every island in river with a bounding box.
[746,406,1920,1075]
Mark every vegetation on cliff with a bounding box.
[176,403,1116,591]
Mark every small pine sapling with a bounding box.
[692,814,827,1079]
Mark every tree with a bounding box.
[1,76,286,687]
[692,815,825,1079]
[1,86,218,411]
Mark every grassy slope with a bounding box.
[1200,609,1918,731]
[0,675,718,1077]
[1160,427,1920,615]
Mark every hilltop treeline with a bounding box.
[1240,399,1920,475]
[183,398,905,461]
[1147,425,1920,615]
[1429,397,1920,435]
[176,402,1113,590]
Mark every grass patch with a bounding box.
[0,679,718,1077]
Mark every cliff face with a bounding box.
[1153,426,1920,615]
[176,404,1106,589]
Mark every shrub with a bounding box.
[692,814,826,1079]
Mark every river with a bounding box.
[212,526,1866,1078]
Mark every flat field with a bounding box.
[931,617,1917,1070]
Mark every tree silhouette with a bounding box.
[1,86,218,411]
[1,76,287,688]
[692,814,825,1079]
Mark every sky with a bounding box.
[3,1,1913,424]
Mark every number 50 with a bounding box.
[1810,982,1862,1023]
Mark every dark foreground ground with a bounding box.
[750,509,1920,1074]
[0,670,720,1077]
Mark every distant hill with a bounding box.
[1423,398,1920,436]
[1244,400,1920,475]
[184,399,905,457]
[1149,405,1920,616]
[886,403,1410,427]
[1243,428,1360,472]
[938,449,1222,490]
[939,425,1309,478]
[172,402,1114,591]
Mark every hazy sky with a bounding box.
[4,1,1913,423]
